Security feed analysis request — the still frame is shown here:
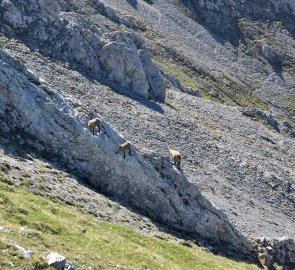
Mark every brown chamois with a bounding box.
[168,148,181,169]
[116,141,131,158]
[88,118,101,136]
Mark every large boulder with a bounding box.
[99,32,149,98]
[0,49,255,261]
[0,0,166,101]
[138,49,166,102]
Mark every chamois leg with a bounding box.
[174,157,180,169]
[128,146,131,156]
[123,151,126,159]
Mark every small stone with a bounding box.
[0,226,11,233]
[7,261,14,267]
[65,261,78,270]
[15,244,34,259]
[46,252,66,269]
[18,227,30,235]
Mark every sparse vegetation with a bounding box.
[285,94,295,113]
[154,56,205,91]
[0,180,260,270]
[284,67,295,79]
[154,54,269,110]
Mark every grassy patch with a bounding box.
[153,55,207,94]
[235,92,269,111]
[154,54,269,111]
[164,100,181,110]
[285,95,295,112]
[0,180,259,270]
[0,33,9,47]
[284,67,295,79]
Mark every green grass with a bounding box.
[284,67,295,79]
[285,95,295,112]
[154,55,269,110]
[0,178,260,269]
[235,92,269,111]
[0,33,9,47]
[154,56,207,93]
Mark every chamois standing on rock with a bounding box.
[116,141,132,158]
[88,118,101,136]
[168,148,181,169]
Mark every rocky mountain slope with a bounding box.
[0,0,295,269]
[0,44,256,260]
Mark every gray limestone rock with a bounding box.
[138,49,166,102]
[0,0,166,101]
[0,49,254,261]
[46,252,67,270]
[273,237,295,270]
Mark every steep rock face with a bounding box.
[182,0,295,44]
[181,0,240,43]
[0,0,166,101]
[0,49,254,260]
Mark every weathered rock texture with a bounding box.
[255,237,295,270]
[182,0,295,45]
[0,49,254,260]
[1,0,295,267]
[273,238,295,270]
[0,0,166,102]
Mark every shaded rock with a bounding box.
[283,121,295,138]
[273,237,295,269]
[266,115,280,133]
[241,108,280,132]
[182,0,295,44]
[183,87,202,98]
[65,261,78,270]
[163,71,183,90]
[138,49,166,102]
[140,148,254,258]
[262,45,284,67]
[181,0,240,44]
[255,236,295,270]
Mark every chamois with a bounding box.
[116,141,131,158]
[168,148,181,169]
[88,118,101,136]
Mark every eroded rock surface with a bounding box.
[182,0,295,44]
[0,0,166,101]
[0,49,254,260]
